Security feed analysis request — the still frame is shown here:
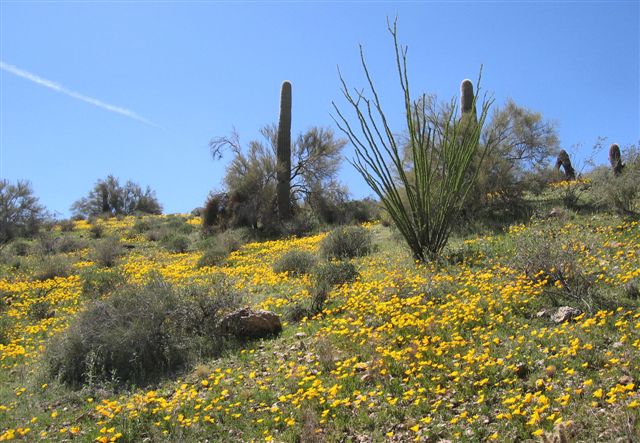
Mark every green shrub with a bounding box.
[45,276,242,388]
[55,235,86,254]
[216,228,250,253]
[91,238,122,267]
[512,225,597,311]
[89,224,104,239]
[589,151,640,214]
[312,261,359,288]
[34,256,73,281]
[319,226,373,260]
[28,300,54,321]
[59,219,75,232]
[273,250,317,276]
[80,267,126,299]
[197,245,228,268]
[10,240,30,257]
[162,234,191,253]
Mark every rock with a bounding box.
[218,307,282,340]
[618,375,633,385]
[295,332,307,339]
[551,306,581,323]
[536,309,550,318]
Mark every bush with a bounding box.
[312,261,359,288]
[71,175,162,218]
[55,235,86,254]
[80,267,126,299]
[589,149,640,214]
[10,240,30,257]
[319,226,373,260]
[34,256,73,281]
[28,300,54,321]
[0,179,46,243]
[91,238,122,267]
[89,224,104,239]
[273,250,317,276]
[512,225,597,311]
[196,229,250,268]
[59,219,75,232]
[162,234,191,253]
[45,276,242,388]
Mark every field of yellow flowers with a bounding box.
[0,213,639,442]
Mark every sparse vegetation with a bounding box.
[319,225,373,260]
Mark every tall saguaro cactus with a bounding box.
[459,79,477,135]
[555,149,576,180]
[276,81,292,220]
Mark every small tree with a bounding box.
[332,20,492,261]
[71,175,162,218]
[210,126,347,230]
[0,179,46,243]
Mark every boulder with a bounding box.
[218,307,282,340]
[551,306,581,323]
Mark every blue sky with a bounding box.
[1,1,638,217]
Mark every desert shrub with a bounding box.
[589,150,640,214]
[273,250,317,276]
[34,256,73,281]
[512,225,598,311]
[54,235,86,254]
[0,179,46,243]
[197,245,228,268]
[91,238,122,267]
[312,261,359,288]
[71,175,162,218]
[164,216,196,235]
[45,276,242,388]
[146,229,163,242]
[319,226,373,260]
[89,224,104,239]
[196,229,250,268]
[28,300,54,321]
[131,218,157,234]
[0,315,11,345]
[58,219,75,232]
[162,234,191,253]
[80,267,126,299]
[10,240,30,257]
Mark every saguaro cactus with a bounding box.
[276,81,292,220]
[609,143,624,176]
[555,149,576,180]
[459,79,477,136]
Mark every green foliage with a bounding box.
[333,21,492,261]
[319,226,373,260]
[196,229,249,268]
[80,267,126,299]
[45,276,242,388]
[272,250,317,276]
[71,175,162,218]
[210,125,346,233]
[312,260,359,288]
[162,234,191,253]
[33,256,73,281]
[589,146,640,214]
[0,179,46,243]
[91,237,123,267]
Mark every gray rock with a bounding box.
[218,307,282,340]
[551,306,581,323]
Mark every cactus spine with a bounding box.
[276,81,292,220]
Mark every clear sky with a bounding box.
[1,1,638,217]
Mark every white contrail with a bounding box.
[0,60,157,127]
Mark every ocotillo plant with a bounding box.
[609,143,624,176]
[276,81,292,220]
[555,150,576,180]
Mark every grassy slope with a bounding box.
[0,209,639,442]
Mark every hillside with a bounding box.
[0,210,639,442]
